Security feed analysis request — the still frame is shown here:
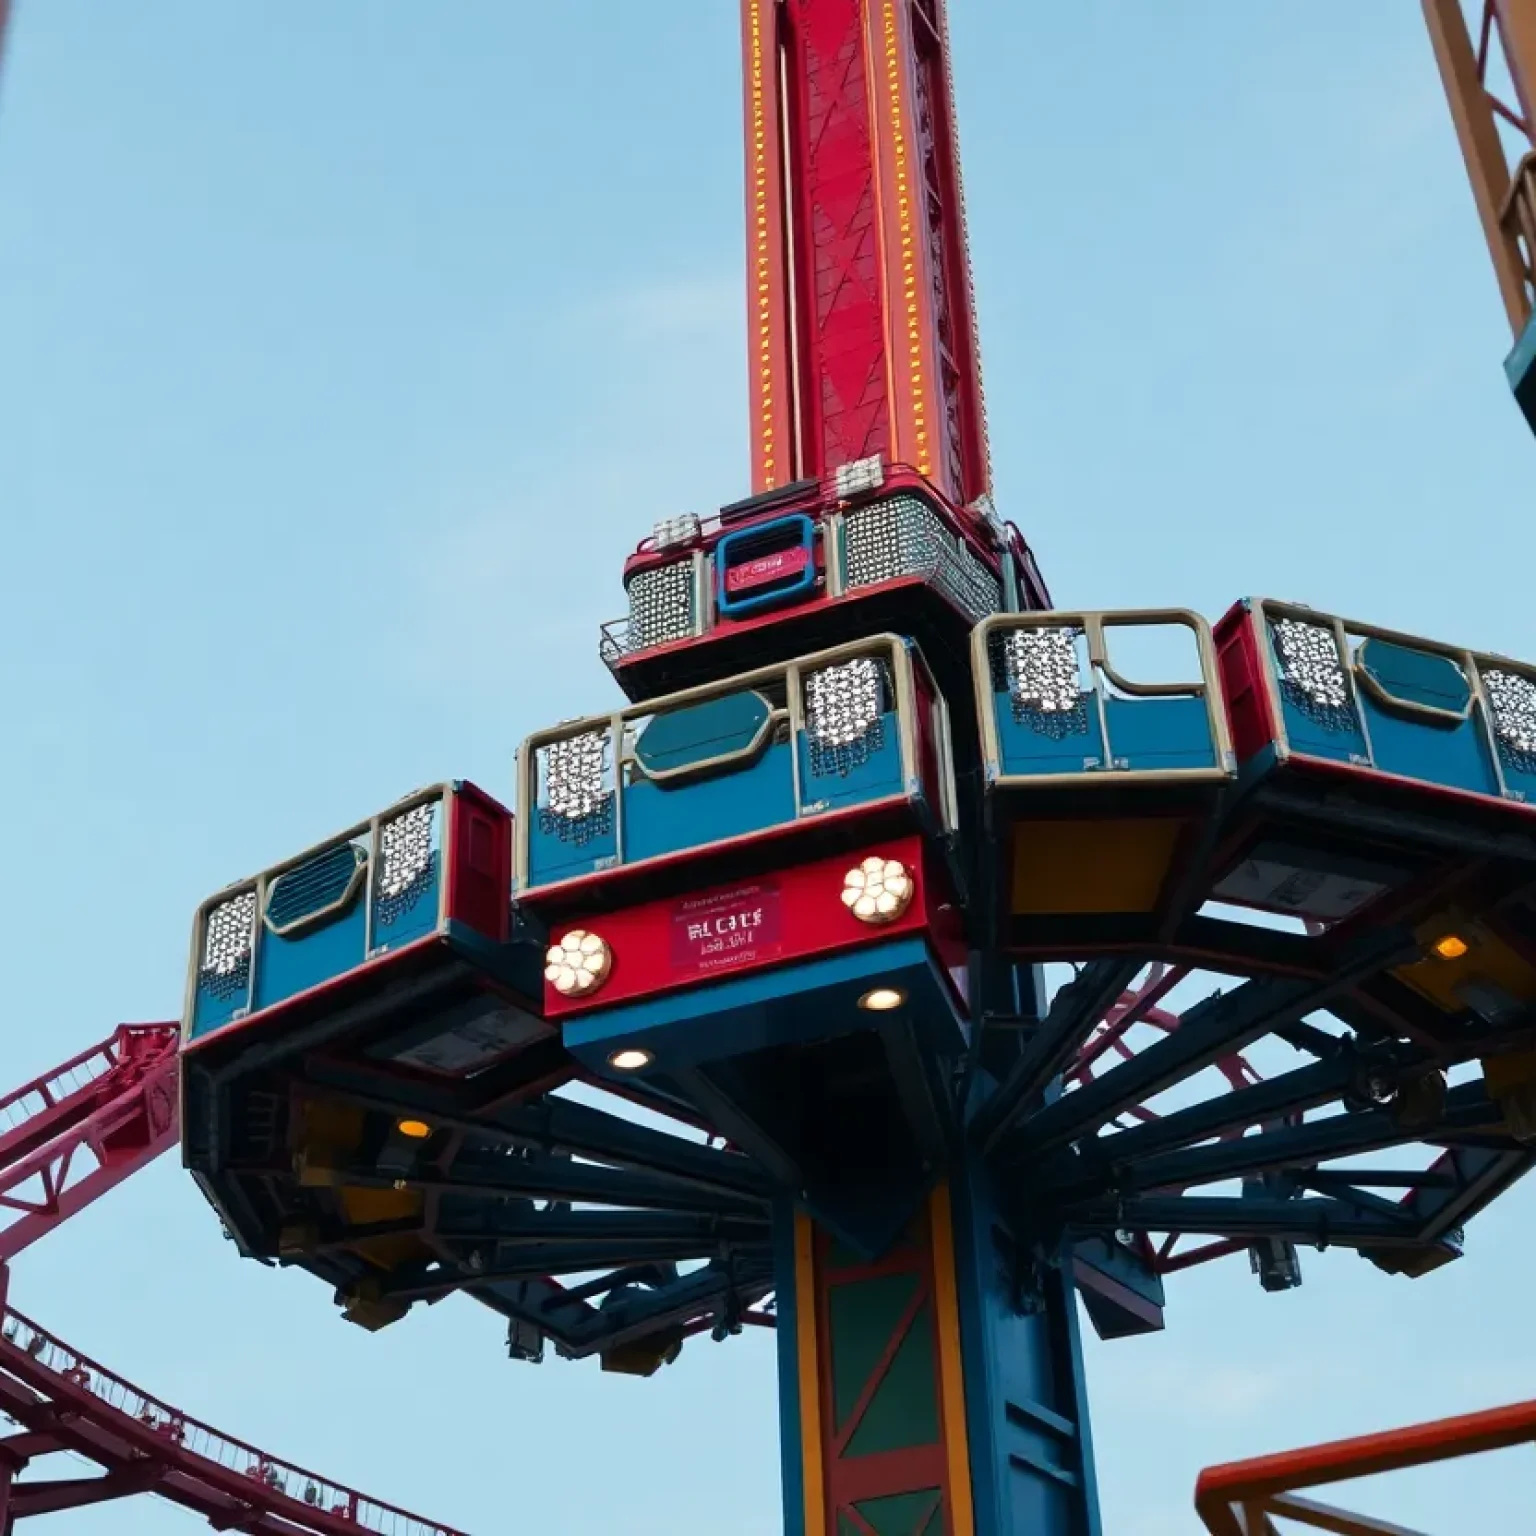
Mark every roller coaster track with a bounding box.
[0,1023,466,1535]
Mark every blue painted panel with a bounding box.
[994,689,1105,776]
[770,1206,807,1536]
[370,853,441,952]
[1358,640,1471,716]
[1102,695,1216,771]
[1275,687,1368,765]
[563,936,964,1070]
[953,1164,1102,1536]
[1356,692,1500,798]
[189,973,251,1039]
[796,709,904,811]
[252,901,368,1013]
[527,800,619,888]
[715,515,817,618]
[635,691,772,777]
[266,844,364,933]
[622,740,796,864]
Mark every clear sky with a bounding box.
[1,3,1533,1533]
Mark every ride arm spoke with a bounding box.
[998,929,1417,1162]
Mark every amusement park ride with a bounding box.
[6,1,1536,1532]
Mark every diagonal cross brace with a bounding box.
[998,930,1418,1163]
[1033,1056,1363,1205]
[1060,1082,1499,1202]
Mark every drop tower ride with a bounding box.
[168,6,1536,1536]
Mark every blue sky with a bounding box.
[1,2,1533,1532]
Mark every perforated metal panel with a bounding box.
[625,560,696,651]
[540,729,615,847]
[803,657,891,776]
[1484,668,1536,773]
[843,493,999,622]
[1271,618,1355,733]
[990,625,1090,739]
[376,801,437,929]
[199,892,256,1001]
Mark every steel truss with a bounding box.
[184,907,1536,1362]
[0,1025,465,1535]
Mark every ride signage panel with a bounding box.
[670,882,783,976]
[724,546,810,593]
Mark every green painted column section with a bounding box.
[776,1200,974,1536]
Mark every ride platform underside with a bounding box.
[179,589,1536,1535]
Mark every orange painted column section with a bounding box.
[742,0,799,492]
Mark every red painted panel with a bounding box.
[670,881,786,975]
[544,833,962,1018]
[445,782,512,943]
[1212,603,1278,766]
[783,0,892,477]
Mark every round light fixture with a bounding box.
[545,929,613,996]
[1431,933,1469,960]
[608,1047,655,1072]
[841,856,914,926]
[858,986,907,1013]
[395,1118,432,1140]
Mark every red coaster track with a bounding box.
[0,1024,465,1535]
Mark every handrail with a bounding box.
[521,631,957,893]
[601,464,1012,672]
[0,1304,468,1535]
[0,1024,171,1156]
[182,782,457,1044]
[623,459,981,559]
[1195,1396,1536,1534]
[972,607,1233,788]
[1253,596,1536,805]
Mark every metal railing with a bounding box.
[1195,1396,1536,1534]
[1255,598,1536,804]
[972,608,1233,789]
[0,1024,179,1263]
[184,784,453,1043]
[0,1027,160,1145]
[599,461,1009,672]
[520,633,959,894]
[0,1308,468,1536]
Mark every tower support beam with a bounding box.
[774,1174,1100,1536]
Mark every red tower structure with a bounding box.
[742,0,987,505]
